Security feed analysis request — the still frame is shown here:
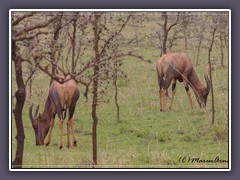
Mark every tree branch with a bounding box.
[167,14,179,33]
[12,12,37,26]
[14,15,59,37]
[99,15,132,56]
[13,31,50,42]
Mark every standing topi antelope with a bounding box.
[29,74,80,149]
[156,52,211,111]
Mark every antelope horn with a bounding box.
[204,75,211,92]
[34,105,40,119]
[29,104,34,122]
[205,75,211,85]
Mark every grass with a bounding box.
[11,56,229,168]
[11,13,229,169]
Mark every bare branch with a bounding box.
[14,15,59,37]
[12,12,37,26]
[41,55,66,75]
[24,68,36,87]
[99,15,132,56]
[167,14,179,33]
[13,31,50,42]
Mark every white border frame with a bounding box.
[9,9,231,171]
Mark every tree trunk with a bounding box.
[51,14,62,80]
[113,61,120,122]
[220,32,224,67]
[92,13,100,165]
[71,15,77,73]
[196,39,202,66]
[184,30,188,53]
[208,27,216,125]
[12,41,26,168]
[162,12,168,55]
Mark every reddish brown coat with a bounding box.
[156,52,211,111]
[29,74,79,148]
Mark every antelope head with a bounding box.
[29,104,40,145]
[29,104,50,145]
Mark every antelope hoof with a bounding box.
[67,144,72,148]
[169,106,172,110]
[45,141,50,146]
[59,145,63,149]
[73,141,77,147]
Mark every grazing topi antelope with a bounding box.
[156,52,211,111]
[29,74,80,149]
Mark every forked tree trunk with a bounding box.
[161,12,179,56]
[12,41,26,168]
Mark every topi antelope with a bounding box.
[29,74,80,149]
[156,52,211,111]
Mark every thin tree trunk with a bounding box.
[113,61,120,122]
[208,27,216,125]
[220,32,224,67]
[196,39,202,66]
[184,30,188,53]
[92,13,100,165]
[12,41,26,168]
[161,12,179,56]
[51,14,62,80]
[29,78,32,97]
[162,12,168,55]
[71,15,77,73]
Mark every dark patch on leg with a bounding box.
[69,89,80,119]
[51,90,63,120]
[160,78,165,89]
[172,82,176,91]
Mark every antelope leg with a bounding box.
[183,78,194,109]
[59,119,63,149]
[161,88,167,112]
[46,118,54,146]
[186,90,194,109]
[70,118,77,146]
[169,79,176,110]
[159,89,162,111]
[67,120,71,148]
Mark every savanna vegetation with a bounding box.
[11,11,229,169]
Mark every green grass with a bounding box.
[11,56,229,168]
[11,13,229,169]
